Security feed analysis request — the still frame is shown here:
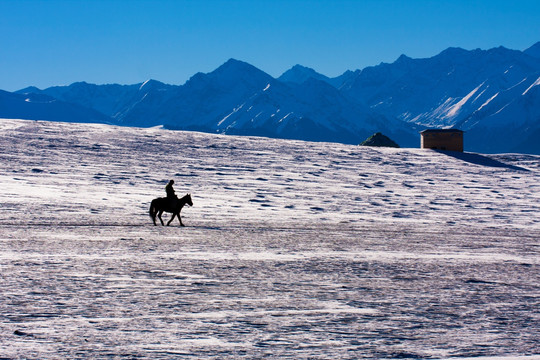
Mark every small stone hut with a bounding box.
[420,129,464,152]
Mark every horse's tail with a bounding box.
[149,200,156,224]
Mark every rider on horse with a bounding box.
[165,179,178,206]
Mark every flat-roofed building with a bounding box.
[420,129,464,152]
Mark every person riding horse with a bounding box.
[165,180,178,206]
[149,179,193,226]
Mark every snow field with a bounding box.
[0,119,539,358]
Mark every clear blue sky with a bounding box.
[1,0,539,91]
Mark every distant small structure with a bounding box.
[420,129,464,152]
[360,132,400,148]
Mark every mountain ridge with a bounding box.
[6,42,540,154]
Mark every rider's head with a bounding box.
[169,180,174,185]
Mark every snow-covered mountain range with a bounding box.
[4,42,540,154]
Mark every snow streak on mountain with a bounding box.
[4,42,540,154]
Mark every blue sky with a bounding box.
[1,0,539,91]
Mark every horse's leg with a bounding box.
[151,206,157,226]
[178,212,184,227]
[158,210,165,226]
[167,212,177,226]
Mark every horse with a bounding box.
[149,193,193,226]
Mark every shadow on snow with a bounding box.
[436,150,530,172]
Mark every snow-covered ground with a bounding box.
[1,119,539,359]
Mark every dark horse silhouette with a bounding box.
[149,193,193,226]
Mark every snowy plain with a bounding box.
[0,118,539,359]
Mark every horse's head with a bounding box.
[185,193,193,206]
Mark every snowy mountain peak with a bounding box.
[209,58,274,86]
[138,79,169,91]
